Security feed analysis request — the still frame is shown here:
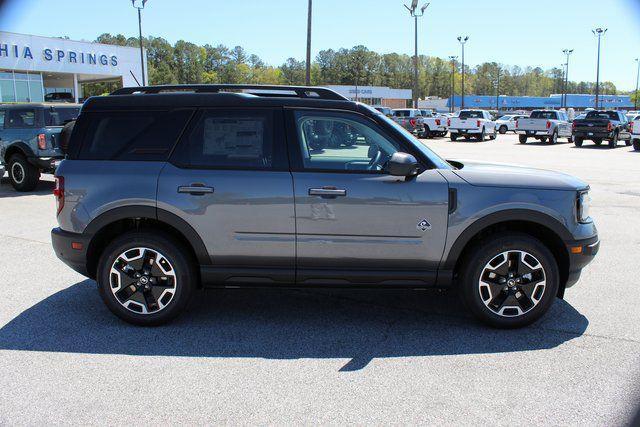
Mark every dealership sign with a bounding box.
[0,43,118,66]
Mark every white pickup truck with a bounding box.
[447,110,496,141]
[515,110,572,144]
[631,118,640,151]
[419,109,448,138]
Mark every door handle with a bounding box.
[178,184,214,195]
[309,187,347,198]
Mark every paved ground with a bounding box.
[0,133,639,425]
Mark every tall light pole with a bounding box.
[305,0,312,85]
[562,49,573,109]
[448,55,457,113]
[131,0,148,86]
[494,66,501,112]
[457,36,469,109]
[404,1,429,108]
[592,28,607,109]
[634,58,639,110]
[560,63,567,108]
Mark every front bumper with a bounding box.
[564,234,599,289]
[51,227,92,277]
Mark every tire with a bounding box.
[519,135,527,144]
[458,232,560,329]
[624,139,631,147]
[450,134,458,142]
[539,137,547,143]
[574,137,583,147]
[422,127,432,139]
[477,128,485,142]
[490,129,497,140]
[8,154,40,192]
[567,136,573,143]
[634,139,640,151]
[609,133,618,148]
[594,139,602,146]
[97,231,196,326]
[550,130,558,144]
[499,125,508,134]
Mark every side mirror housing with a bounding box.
[385,152,419,177]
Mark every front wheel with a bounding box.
[459,232,559,328]
[477,128,485,142]
[624,139,632,147]
[97,231,196,326]
[550,130,558,144]
[8,154,40,192]
[519,134,527,144]
[450,133,458,141]
[574,137,583,147]
[498,125,508,134]
[633,139,640,151]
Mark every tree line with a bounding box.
[85,33,619,100]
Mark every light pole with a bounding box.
[494,67,500,112]
[448,55,457,113]
[457,36,469,109]
[305,0,312,85]
[131,0,148,86]
[562,49,573,109]
[404,1,429,108]
[560,63,567,108]
[592,28,607,109]
[634,58,640,110]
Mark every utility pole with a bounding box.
[404,1,429,108]
[634,58,639,110]
[457,36,469,109]
[592,28,607,109]
[305,0,312,85]
[131,0,148,86]
[562,49,573,109]
[448,55,457,113]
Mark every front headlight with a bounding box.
[577,191,591,223]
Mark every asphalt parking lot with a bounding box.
[0,133,639,425]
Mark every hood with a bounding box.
[450,160,588,191]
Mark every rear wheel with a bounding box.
[634,139,640,151]
[8,154,40,192]
[519,135,527,144]
[550,130,558,144]
[97,231,196,326]
[477,128,486,142]
[499,125,508,134]
[624,139,631,146]
[574,137,583,147]
[450,133,458,142]
[539,137,548,143]
[421,127,432,139]
[609,133,618,148]
[594,139,602,146]
[459,232,559,328]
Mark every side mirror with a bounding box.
[385,152,419,177]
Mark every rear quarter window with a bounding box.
[45,107,80,126]
[5,109,36,128]
[77,109,193,161]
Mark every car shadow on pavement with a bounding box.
[0,178,54,198]
[0,280,588,371]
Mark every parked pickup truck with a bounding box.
[447,110,496,141]
[630,119,640,151]
[572,110,632,148]
[516,110,572,144]
[0,103,81,191]
[391,108,425,137]
[419,109,448,138]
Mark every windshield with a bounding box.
[375,113,452,170]
[459,111,483,119]
[45,107,80,126]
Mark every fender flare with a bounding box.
[3,141,35,161]
[441,209,572,270]
[84,205,210,265]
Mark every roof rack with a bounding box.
[110,84,348,101]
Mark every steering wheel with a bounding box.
[367,149,385,171]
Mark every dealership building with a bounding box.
[327,85,412,108]
[0,31,147,103]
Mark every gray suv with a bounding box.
[51,85,599,328]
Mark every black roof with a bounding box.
[83,84,360,112]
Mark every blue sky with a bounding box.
[2,0,640,90]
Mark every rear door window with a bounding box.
[5,109,36,128]
[78,109,193,161]
[171,108,286,170]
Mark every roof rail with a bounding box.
[110,84,348,101]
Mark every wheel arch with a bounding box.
[84,206,210,280]
[3,141,34,162]
[444,210,571,296]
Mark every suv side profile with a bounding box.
[51,85,599,328]
[0,103,81,191]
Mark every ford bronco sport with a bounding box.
[51,85,599,328]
